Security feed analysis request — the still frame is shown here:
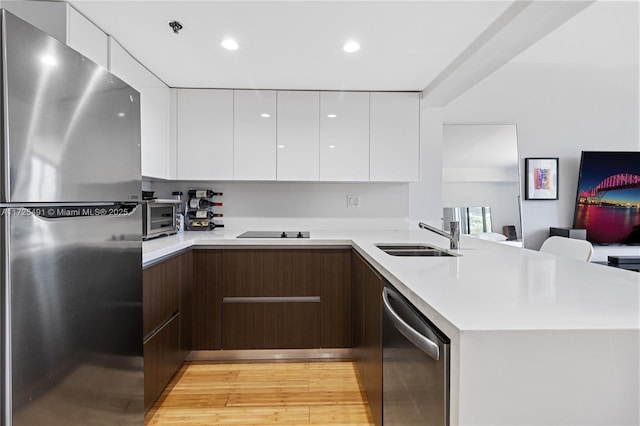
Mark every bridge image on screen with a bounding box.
[578,173,640,206]
[573,151,640,245]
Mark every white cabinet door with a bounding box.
[0,2,108,69]
[67,7,108,69]
[234,90,277,180]
[319,92,370,181]
[370,92,420,181]
[277,91,319,181]
[176,89,234,180]
[0,0,68,44]
[108,37,148,88]
[109,38,172,179]
[140,84,172,179]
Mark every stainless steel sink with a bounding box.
[384,249,454,257]
[375,244,457,257]
[376,244,434,250]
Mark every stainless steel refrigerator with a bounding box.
[0,11,143,425]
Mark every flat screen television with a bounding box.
[573,151,640,245]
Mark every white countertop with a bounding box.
[143,229,640,335]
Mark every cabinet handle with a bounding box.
[382,287,440,361]
[222,296,320,303]
[143,310,179,344]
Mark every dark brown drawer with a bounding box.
[143,314,182,411]
[222,301,320,349]
[143,255,180,337]
[222,249,322,297]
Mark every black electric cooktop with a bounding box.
[236,231,310,239]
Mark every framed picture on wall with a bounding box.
[525,157,559,200]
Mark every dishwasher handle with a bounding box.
[382,287,440,361]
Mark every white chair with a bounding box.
[539,236,594,261]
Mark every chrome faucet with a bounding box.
[418,221,460,250]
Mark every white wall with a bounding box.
[409,106,445,229]
[147,180,410,230]
[443,1,639,249]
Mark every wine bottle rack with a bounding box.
[186,188,223,231]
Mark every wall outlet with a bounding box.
[347,195,360,208]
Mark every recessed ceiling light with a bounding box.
[343,41,360,53]
[277,145,285,149]
[221,39,239,50]
[117,112,126,117]
[328,145,336,149]
[327,114,337,118]
[260,113,271,118]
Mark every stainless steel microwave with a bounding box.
[142,199,181,240]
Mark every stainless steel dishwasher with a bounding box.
[382,285,450,425]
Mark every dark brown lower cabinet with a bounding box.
[321,249,352,348]
[180,250,193,353]
[143,251,192,412]
[191,250,222,350]
[219,248,351,350]
[352,250,383,426]
[222,302,321,349]
[143,314,182,411]
[352,250,366,379]
[143,247,354,410]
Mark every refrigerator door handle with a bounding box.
[1,209,12,426]
[12,203,139,221]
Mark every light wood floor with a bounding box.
[145,361,374,425]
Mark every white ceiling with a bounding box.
[71,1,514,91]
[511,0,638,67]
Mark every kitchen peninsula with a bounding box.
[144,230,640,426]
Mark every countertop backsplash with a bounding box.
[145,180,411,230]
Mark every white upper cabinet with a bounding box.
[109,37,149,89]
[277,91,320,181]
[319,92,370,181]
[0,0,67,41]
[176,89,234,180]
[109,37,173,179]
[234,90,277,180]
[66,7,108,69]
[140,85,172,180]
[0,2,108,69]
[369,92,420,181]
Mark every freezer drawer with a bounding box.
[1,205,143,425]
